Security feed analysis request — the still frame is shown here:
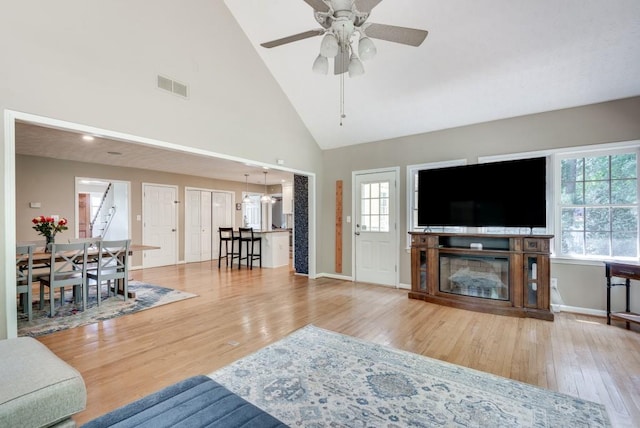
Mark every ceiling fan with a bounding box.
[260,0,428,77]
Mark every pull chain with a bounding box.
[339,23,346,126]
[340,62,345,126]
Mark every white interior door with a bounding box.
[201,191,212,261]
[143,183,178,268]
[185,189,203,263]
[186,189,214,263]
[354,169,399,286]
[212,191,233,259]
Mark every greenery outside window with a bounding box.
[407,143,640,262]
[557,150,639,260]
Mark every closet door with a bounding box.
[200,191,212,261]
[185,189,203,263]
[143,184,178,268]
[185,189,214,263]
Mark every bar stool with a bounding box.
[239,227,262,269]
[218,227,239,268]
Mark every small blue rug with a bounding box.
[18,281,197,337]
[210,325,611,427]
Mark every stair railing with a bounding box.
[90,183,113,237]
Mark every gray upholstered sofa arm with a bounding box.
[0,337,86,428]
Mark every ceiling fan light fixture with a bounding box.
[312,54,329,74]
[358,36,376,61]
[320,33,339,57]
[348,54,365,77]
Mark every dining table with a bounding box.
[29,243,159,263]
[19,243,160,299]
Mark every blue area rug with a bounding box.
[18,281,197,337]
[210,325,611,427]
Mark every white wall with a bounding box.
[0,0,323,339]
[321,97,640,314]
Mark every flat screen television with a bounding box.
[417,157,547,228]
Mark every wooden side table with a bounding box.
[605,261,640,329]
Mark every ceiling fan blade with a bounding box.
[260,29,325,48]
[334,47,350,75]
[354,0,383,13]
[364,23,428,47]
[303,0,331,13]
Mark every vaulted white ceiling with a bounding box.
[13,1,640,185]
[224,0,640,150]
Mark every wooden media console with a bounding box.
[409,232,554,320]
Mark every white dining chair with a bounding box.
[16,244,35,321]
[69,236,103,269]
[39,242,89,317]
[86,239,131,305]
[68,236,102,247]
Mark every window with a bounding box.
[360,181,390,232]
[242,193,262,229]
[557,150,639,260]
[407,142,640,262]
[406,160,466,244]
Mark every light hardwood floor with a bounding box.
[36,261,640,427]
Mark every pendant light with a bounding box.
[242,173,251,203]
[260,171,271,203]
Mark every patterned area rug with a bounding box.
[18,281,197,337]
[210,325,611,427]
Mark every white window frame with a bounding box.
[407,140,640,264]
[360,180,391,233]
[242,193,262,229]
[406,159,466,248]
[553,146,640,263]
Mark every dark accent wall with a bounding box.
[294,174,309,274]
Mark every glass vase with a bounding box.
[45,235,54,252]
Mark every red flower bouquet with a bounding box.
[32,215,68,241]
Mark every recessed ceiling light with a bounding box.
[107,151,122,156]
[82,135,95,141]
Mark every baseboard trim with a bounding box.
[316,272,353,281]
[556,305,606,318]
[314,275,411,290]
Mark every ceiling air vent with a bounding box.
[157,75,189,98]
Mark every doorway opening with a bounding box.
[75,177,130,240]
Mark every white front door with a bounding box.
[354,169,399,286]
[143,183,178,268]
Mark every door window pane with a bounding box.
[361,181,390,232]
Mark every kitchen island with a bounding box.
[242,229,290,268]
